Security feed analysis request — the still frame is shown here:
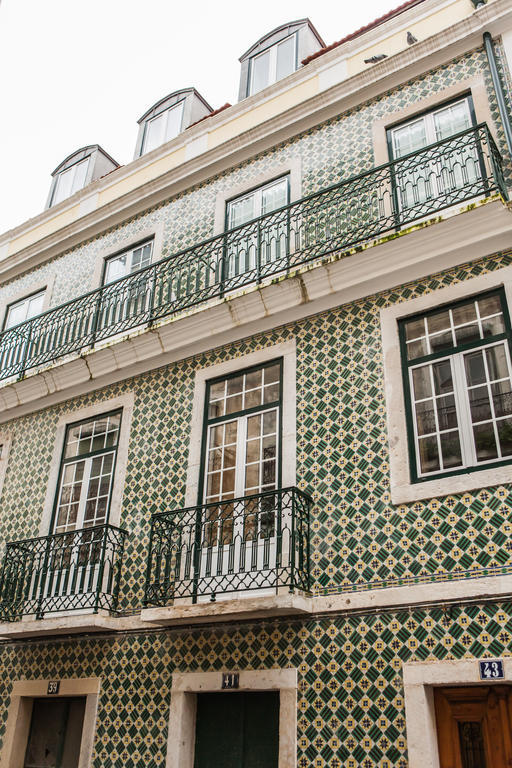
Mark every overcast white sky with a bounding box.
[0,0,397,235]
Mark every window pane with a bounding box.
[455,323,480,345]
[478,294,502,317]
[415,400,435,435]
[392,119,427,158]
[28,292,45,318]
[53,166,74,204]
[261,179,288,214]
[492,380,512,417]
[434,100,471,141]
[276,36,295,80]
[465,351,486,386]
[440,431,462,468]
[437,395,457,430]
[105,254,128,284]
[405,317,425,341]
[251,50,270,94]
[143,113,165,153]
[407,338,428,360]
[71,159,89,194]
[473,423,498,461]
[164,102,184,141]
[469,386,492,423]
[228,194,256,228]
[412,367,432,399]
[498,418,512,456]
[482,314,505,337]
[452,303,477,325]
[427,310,451,335]
[418,435,440,473]
[486,345,509,381]
[433,360,453,395]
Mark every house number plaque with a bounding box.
[479,660,504,680]
[47,681,60,695]
[222,672,239,689]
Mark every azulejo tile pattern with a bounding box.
[1,602,512,766]
[2,250,512,608]
[1,45,509,315]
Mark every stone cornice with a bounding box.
[0,1,508,283]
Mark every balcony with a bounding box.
[0,523,127,624]
[0,123,506,384]
[143,487,312,618]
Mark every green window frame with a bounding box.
[398,288,512,482]
[50,409,123,535]
[198,359,284,507]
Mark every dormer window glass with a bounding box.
[4,290,45,330]
[142,101,184,154]
[52,158,89,205]
[249,34,296,96]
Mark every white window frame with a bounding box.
[39,395,134,536]
[405,300,512,479]
[185,341,296,508]
[52,157,90,205]
[3,289,46,330]
[388,96,474,160]
[103,239,154,285]
[141,100,184,154]
[226,176,289,228]
[380,267,512,504]
[52,411,122,535]
[248,33,297,96]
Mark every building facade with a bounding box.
[1,1,512,766]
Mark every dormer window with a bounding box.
[135,89,212,158]
[141,101,185,154]
[250,34,296,95]
[46,145,119,209]
[238,19,325,101]
[52,158,90,206]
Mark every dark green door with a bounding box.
[194,691,279,768]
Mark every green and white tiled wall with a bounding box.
[1,248,512,606]
[1,601,512,767]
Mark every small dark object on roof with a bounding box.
[407,31,418,44]
[364,54,388,63]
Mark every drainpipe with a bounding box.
[483,31,512,155]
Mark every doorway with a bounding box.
[23,697,86,768]
[194,691,279,768]
[434,685,512,768]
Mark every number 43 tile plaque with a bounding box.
[479,660,505,680]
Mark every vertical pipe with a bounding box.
[484,32,512,156]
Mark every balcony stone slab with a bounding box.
[141,594,313,626]
[0,612,149,639]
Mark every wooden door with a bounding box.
[194,691,279,768]
[434,686,512,768]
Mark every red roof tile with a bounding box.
[187,103,232,129]
[301,0,426,66]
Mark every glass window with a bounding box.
[225,176,289,280]
[249,34,297,95]
[103,240,153,285]
[202,361,281,543]
[141,101,184,154]
[388,96,477,212]
[4,290,45,330]
[53,411,121,534]
[52,158,89,205]
[400,291,512,479]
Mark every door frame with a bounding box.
[403,657,512,768]
[0,677,100,768]
[166,668,297,768]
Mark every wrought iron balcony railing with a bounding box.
[0,123,506,382]
[0,524,127,621]
[144,487,312,605]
